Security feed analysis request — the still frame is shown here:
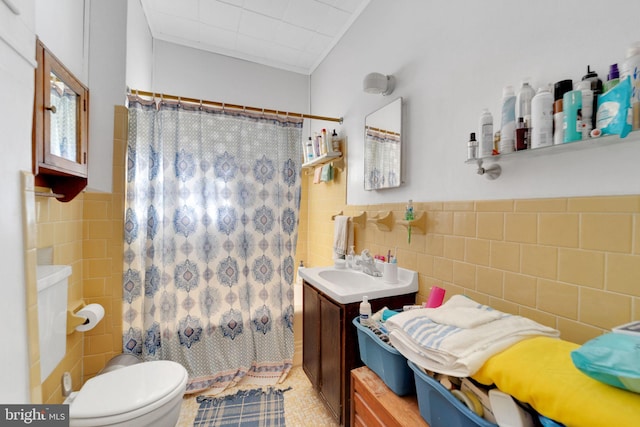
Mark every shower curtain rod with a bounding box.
[129,89,343,124]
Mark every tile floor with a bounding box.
[176,366,339,426]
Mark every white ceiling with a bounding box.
[139,0,371,75]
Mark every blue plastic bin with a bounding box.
[408,360,498,427]
[352,317,415,396]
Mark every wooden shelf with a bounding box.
[395,212,426,234]
[302,151,343,170]
[367,211,393,231]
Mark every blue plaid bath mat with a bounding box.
[194,387,291,427]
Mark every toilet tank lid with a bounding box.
[69,360,188,419]
[36,265,71,292]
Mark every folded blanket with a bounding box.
[473,336,640,427]
[387,295,559,377]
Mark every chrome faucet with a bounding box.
[360,249,382,277]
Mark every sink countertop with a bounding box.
[298,265,418,304]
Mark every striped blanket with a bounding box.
[387,295,559,376]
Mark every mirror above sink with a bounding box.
[364,97,402,190]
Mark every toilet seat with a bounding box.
[69,360,188,425]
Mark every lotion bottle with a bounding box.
[531,87,554,149]
[360,296,372,327]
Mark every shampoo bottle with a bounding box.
[360,296,372,327]
[604,63,620,93]
[563,90,583,143]
[479,108,493,158]
[530,87,554,149]
[499,85,516,154]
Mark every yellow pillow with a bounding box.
[472,336,640,427]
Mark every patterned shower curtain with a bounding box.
[122,97,302,394]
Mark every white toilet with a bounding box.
[65,359,188,427]
[36,265,188,427]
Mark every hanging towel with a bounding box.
[332,215,353,259]
[313,166,322,184]
[320,164,333,182]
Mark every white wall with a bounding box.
[312,0,640,205]
[87,0,127,193]
[126,0,153,91]
[0,0,36,404]
[35,0,88,83]
[152,40,309,114]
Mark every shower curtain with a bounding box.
[122,96,302,394]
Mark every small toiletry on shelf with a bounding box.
[581,66,602,130]
[322,128,332,154]
[516,78,536,126]
[499,85,516,154]
[360,296,372,327]
[553,79,572,145]
[621,42,640,130]
[306,137,314,161]
[405,200,414,244]
[604,63,620,93]
[563,89,583,143]
[479,108,493,158]
[515,117,528,151]
[576,80,594,139]
[531,87,553,149]
[467,132,478,160]
[331,129,340,152]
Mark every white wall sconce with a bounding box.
[363,72,395,96]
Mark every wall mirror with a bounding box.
[364,97,402,190]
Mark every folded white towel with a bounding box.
[332,215,352,259]
[425,295,504,328]
[387,295,559,377]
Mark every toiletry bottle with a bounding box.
[621,42,640,130]
[576,81,593,139]
[516,79,536,125]
[553,80,572,146]
[604,63,620,93]
[467,132,478,160]
[563,90,583,143]
[581,66,602,130]
[499,85,516,154]
[360,296,372,327]
[346,246,355,269]
[322,128,332,154]
[531,87,553,149]
[515,117,528,151]
[306,137,314,161]
[478,108,493,158]
[331,129,340,152]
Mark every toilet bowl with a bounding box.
[65,360,188,427]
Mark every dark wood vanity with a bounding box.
[302,280,416,426]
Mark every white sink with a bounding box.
[299,265,418,304]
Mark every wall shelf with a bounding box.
[302,151,343,170]
[466,131,639,165]
[367,211,393,231]
[395,212,426,235]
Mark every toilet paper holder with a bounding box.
[67,300,87,334]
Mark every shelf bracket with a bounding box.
[396,211,426,234]
[367,211,393,231]
[476,159,501,180]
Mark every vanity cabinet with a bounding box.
[33,38,89,202]
[302,280,416,426]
